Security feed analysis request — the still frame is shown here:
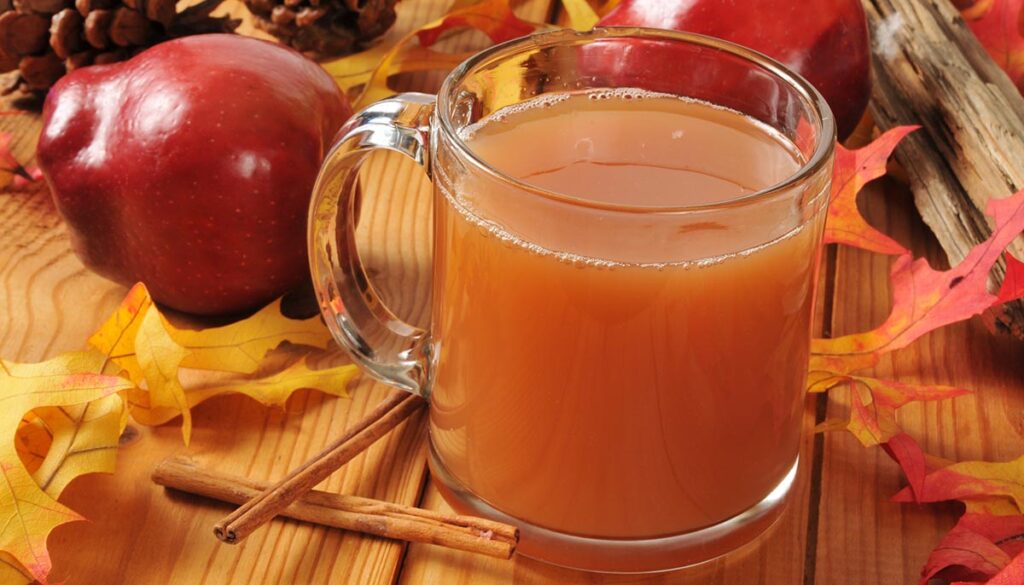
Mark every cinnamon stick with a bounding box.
[862,0,1024,337]
[212,391,424,544]
[153,457,518,559]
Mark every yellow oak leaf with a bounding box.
[0,353,132,584]
[15,415,50,475]
[0,552,30,585]
[806,352,880,385]
[135,308,192,444]
[91,282,333,378]
[92,284,351,443]
[166,298,334,374]
[87,282,153,383]
[31,394,124,497]
[125,359,356,427]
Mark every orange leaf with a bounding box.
[807,352,879,380]
[824,126,915,255]
[814,189,1024,360]
[812,376,969,446]
[962,0,1024,92]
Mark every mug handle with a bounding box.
[308,93,436,397]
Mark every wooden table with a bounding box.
[2,1,1023,583]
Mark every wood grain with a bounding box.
[814,180,1024,583]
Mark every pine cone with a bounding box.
[0,0,241,95]
[245,0,399,58]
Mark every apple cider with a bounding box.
[428,89,826,544]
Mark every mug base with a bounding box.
[428,443,799,574]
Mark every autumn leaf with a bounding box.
[88,282,152,382]
[0,552,30,585]
[416,0,535,46]
[166,298,333,374]
[983,253,1024,335]
[883,433,929,501]
[918,513,1023,584]
[560,0,599,30]
[91,283,353,443]
[893,454,1024,513]
[809,375,969,446]
[15,415,51,475]
[807,352,881,381]
[881,435,1024,585]
[813,189,1024,363]
[11,166,41,189]
[983,551,1024,584]
[135,308,193,443]
[31,394,124,497]
[322,0,545,108]
[824,126,915,255]
[995,253,1024,304]
[0,132,37,191]
[961,0,1024,92]
[126,357,357,427]
[0,353,132,583]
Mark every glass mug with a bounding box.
[308,28,835,573]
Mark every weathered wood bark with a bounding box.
[863,0,1024,338]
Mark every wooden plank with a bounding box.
[813,180,1024,583]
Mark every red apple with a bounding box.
[597,0,870,139]
[37,34,352,315]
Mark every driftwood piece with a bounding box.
[863,0,1024,338]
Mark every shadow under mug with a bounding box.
[308,27,836,573]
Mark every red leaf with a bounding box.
[814,190,1024,359]
[963,0,1024,92]
[892,455,1024,513]
[995,253,1024,304]
[11,166,41,189]
[919,518,1012,584]
[416,0,535,47]
[984,550,1024,584]
[960,513,1024,558]
[0,132,37,189]
[884,433,928,500]
[824,126,915,255]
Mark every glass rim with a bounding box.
[436,26,837,214]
